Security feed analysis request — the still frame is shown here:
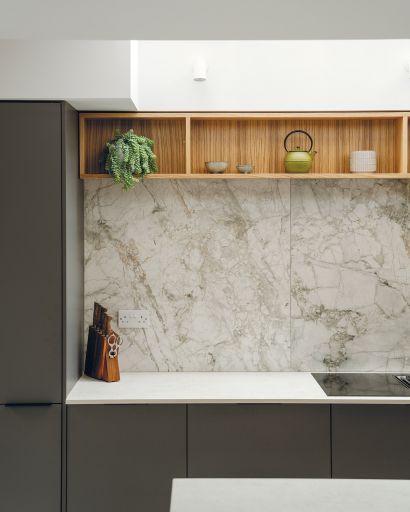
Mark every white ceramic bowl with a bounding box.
[236,164,253,174]
[205,161,229,173]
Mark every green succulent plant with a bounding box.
[104,129,157,190]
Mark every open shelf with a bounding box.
[80,113,187,176]
[80,112,409,179]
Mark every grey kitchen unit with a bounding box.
[188,404,331,478]
[0,405,62,511]
[332,405,410,479]
[0,101,83,512]
[66,403,330,512]
[67,405,186,512]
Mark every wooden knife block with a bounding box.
[85,326,120,382]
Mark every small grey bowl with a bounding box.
[205,161,229,173]
[236,164,253,174]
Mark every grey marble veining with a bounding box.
[291,180,410,372]
[85,178,410,372]
[85,180,291,371]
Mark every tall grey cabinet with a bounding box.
[0,102,83,512]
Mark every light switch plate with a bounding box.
[118,309,150,328]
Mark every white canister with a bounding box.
[350,150,377,173]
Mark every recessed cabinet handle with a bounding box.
[5,402,53,407]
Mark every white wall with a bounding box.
[0,40,138,110]
[3,40,410,112]
[138,40,410,111]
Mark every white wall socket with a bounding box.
[118,309,150,328]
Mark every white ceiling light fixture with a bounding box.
[193,57,207,81]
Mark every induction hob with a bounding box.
[312,373,410,396]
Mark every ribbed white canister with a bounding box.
[350,150,377,173]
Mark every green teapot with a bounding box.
[284,130,317,173]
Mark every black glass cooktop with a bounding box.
[312,373,410,396]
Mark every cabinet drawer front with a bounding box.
[332,405,410,479]
[67,405,186,512]
[188,404,331,478]
[0,404,61,512]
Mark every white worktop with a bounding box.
[170,479,410,512]
[66,372,410,404]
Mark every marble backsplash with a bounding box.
[85,179,410,372]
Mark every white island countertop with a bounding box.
[66,372,410,405]
[170,478,410,512]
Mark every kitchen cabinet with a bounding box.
[188,404,331,478]
[0,404,61,512]
[332,405,410,479]
[67,405,186,512]
[0,102,62,404]
[0,101,82,512]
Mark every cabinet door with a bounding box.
[0,102,62,403]
[332,405,410,479]
[67,405,186,512]
[188,404,331,478]
[0,404,61,512]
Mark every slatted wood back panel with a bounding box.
[191,118,401,174]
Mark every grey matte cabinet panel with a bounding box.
[0,102,62,403]
[188,404,331,478]
[62,102,83,397]
[0,404,61,512]
[332,405,410,479]
[67,405,186,512]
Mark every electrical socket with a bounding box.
[118,309,150,328]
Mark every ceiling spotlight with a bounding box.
[193,57,207,82]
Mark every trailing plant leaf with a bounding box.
[104,129,157,190]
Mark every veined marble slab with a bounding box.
[85,179,290,372]
[85,179,410,372]
[291,180,410,372]
[66,372,410,404]
[170,479,410,512]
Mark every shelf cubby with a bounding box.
[80,113,187,178]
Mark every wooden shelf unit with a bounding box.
[80,112,409,179]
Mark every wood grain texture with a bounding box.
[191,118,402,174]
[81,173,410,180]
[84,327,120,383]
[82,117,186,175]
[185,117,191,174]
[80,112,408,179]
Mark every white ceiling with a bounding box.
[1,0,410,40]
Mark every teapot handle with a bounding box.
[284,130,313,152]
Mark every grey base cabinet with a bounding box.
[67,405,186,512]
[0,405,61,512]
[332,405,410,479]
[188,404,331,478]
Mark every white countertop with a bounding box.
[169,479,410,512]
[66,372,410,404]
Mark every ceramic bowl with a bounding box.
[236,164,253,174]
[205,161,229,173]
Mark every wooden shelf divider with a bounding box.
[79,112,410,180]
[185,117,191,174]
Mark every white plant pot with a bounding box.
[350,150,377,173]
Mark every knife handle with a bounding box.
[92,302,99,327]
[102,313,112,335]
[98,306,107,331]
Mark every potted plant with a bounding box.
[104,129,157,190]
